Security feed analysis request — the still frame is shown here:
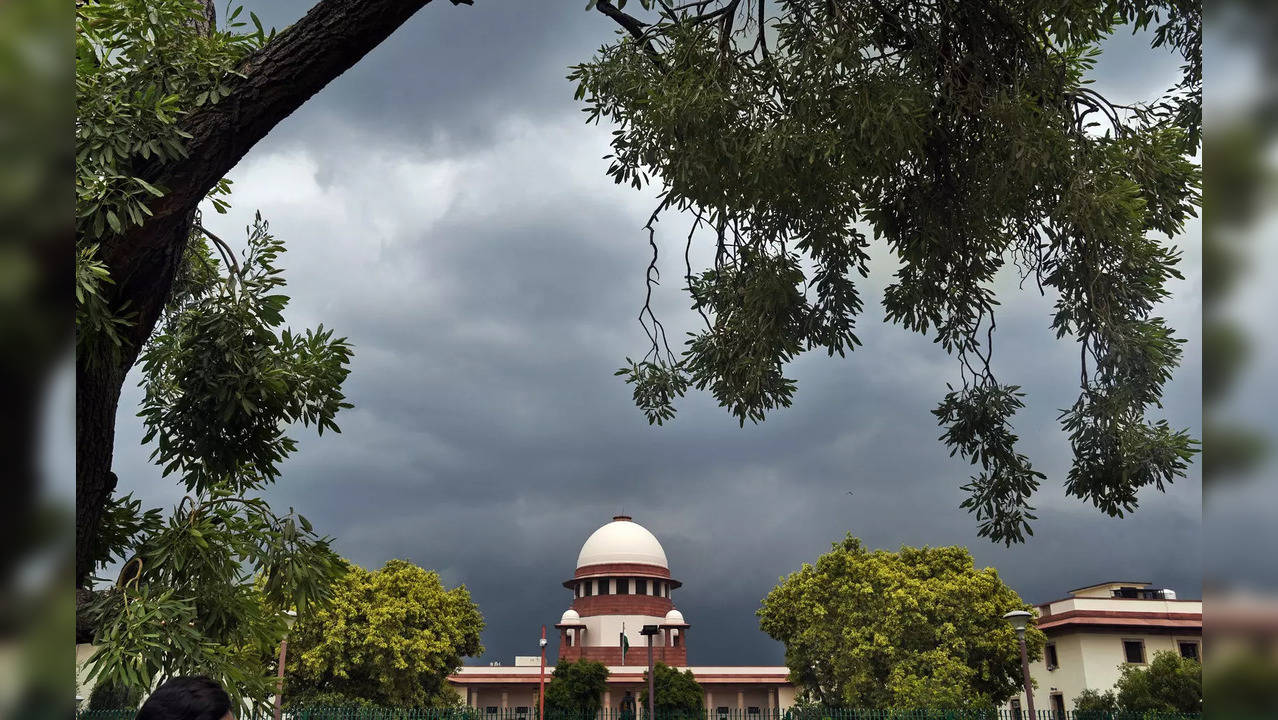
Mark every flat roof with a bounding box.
[1068,580,1153,594]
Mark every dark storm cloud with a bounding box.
[242,1,612,157]
[102,2,1203,665]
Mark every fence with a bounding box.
[77,707,1201,720]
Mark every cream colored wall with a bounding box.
[581,614,670,649]
[458,682,795,713]
[469,686,539,711]
[75,644,98,703]
[1041,597,1202,617]
[1009,631,1202,713]
[702,687,785,711]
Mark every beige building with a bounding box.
[448,516,797,715]
[1006,581,1202,717]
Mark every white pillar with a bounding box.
[737,691,745,710]
[501,691,509,710]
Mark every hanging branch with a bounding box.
[197,224,242,278]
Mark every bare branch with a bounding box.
[197,224,241,278]
[595,0,668,73]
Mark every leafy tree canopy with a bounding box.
[575,0,1201,545]
[286,559,485,709]
[1114,650,1201,713]
[544,659,612,718]
[639,662,706,720]
[77,2,357,710]
[80,216,349,711]
[757,535,1043,708]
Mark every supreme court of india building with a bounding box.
[448,516,797,715]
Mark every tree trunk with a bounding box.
[76,0,464,588]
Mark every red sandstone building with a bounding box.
[448,516,796,715]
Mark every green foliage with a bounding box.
[76,244,136,366]
[81,489,343,711]
[86,680,141,711]
[75,0,268,242]
[575,0,1201,545]
[639,662,705,720]
[75,0,274,364]
[286,559,485,709]
[80,213,353,711]
[544,659,611,718]
[1073,688,1119,717]
[1114,651,1201,713]
[138,214,354,495]
[1203,650,1278,716]
[757,535,1043,708]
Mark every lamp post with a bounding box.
[539,625,548,720]
[274,609,297,720]
[640,625,659,720]
[1003,610,1035,720]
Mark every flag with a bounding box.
[620,624,630,664]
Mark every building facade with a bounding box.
[448,516,797,714]
[1005,581,1202,717]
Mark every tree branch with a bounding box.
[106,0,474,281]
[198,224,241,277]
[78,0,472,588]
[594,0,667,73]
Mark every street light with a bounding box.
[1003,610,1035,720]
[274,609,297,720]
[539,626,548,720]
[639,625,660,720]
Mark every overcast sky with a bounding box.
[94,2,1211,666]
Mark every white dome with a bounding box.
[560,609,580,624]
[576,516,669,569]
[664,609,685,624]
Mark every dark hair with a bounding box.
[136,676,231,720]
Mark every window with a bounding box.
[485,708,498,715]
[748,708,761,716]
[1123,639,1147,664]
[716,707,730,719]
[1051,694,1066,720]
[1010,699,1022,720]
[619,577,631,595]
[1045,643,1059,670]
[1179,641,1200,661]
[1112,587,1167,599]
[582,581,592,597]
[600,578,611,595]
[515,708,529,718]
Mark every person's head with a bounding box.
[136,676,232,720]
